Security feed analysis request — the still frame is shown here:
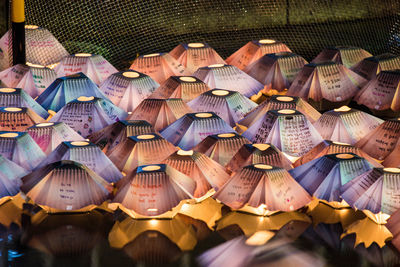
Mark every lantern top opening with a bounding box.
[0,132,19,138]
[142,165,161,171]
[208,63,225,68]
[77,96,95,102]
[336,153,354,159]
[70,141,90,146]
[137,134,155,140]
[188,43,205,48]
[179,76,196,82]
[259,39,276,44]
[0,88,16,93]
[217,133,235,138]
[212,90,229,96]
[36,122,54,127]
[177,149,194,156]
[334,106,351,112]
[195,112,213,118]
[245,231,274,246]
[4,107,22,112]
[26,62,45,68]
[276,96,294,102]
[384,167,400,173]
[254,164,273,170]
[25,25,39,29]
[75,53,92,57]
[143,53,160,57]
[252,144,270,151]
[332,141,351,146]
[122,71,140,78]
[278,109,295,114]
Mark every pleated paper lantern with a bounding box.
[0,87,48,119]
[242,109,323,157]
[49,96,128,138]
[386,208,400,251]
[0,25,69,70]
[170,43,226,74]
[20,160,112,212]
[193,64,265,98]
[187,89,257,127]
[244,52,307,92]
[0,131,46,171]
[160,112,234,150]
[162,149,230,197]
[193,132,250,166]
[55,53,117,85]
[351,53,400,80]
[287,62,367,110]
[107,133,177,175]
[88,120,154,152]
[129,52,189,84]
[99,70,159,112]
[36,72,108,113]
[36,141,123,183]
[27,122,84,155]
[128,98,192,131]
[112,164,195,217]
[214,164,312,213]
[312,46,372,69]
[354,70,400,117]
[0,107,44,131]
[149,76,210,103]
[293,140,382,168]
[0,155,27,198]
[383,146,400,168]
[313,106,383,145]
[225,144,293,174]
[226,39,292,70]
[0,63,57,98]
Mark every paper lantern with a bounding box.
[99,70,159,112]
[312,46,372,68]
[287,62,367,110]
[0,107,44,131]
[88,120,154,153]
[0,87,48,119]
[128,98,192,131]
[193,132,250,166]
[0,63,57,98]
[237,95,321,133]
[193,64,265,98]
[20,160,112,212]
[187,89,257,127]
[244,52,307,92]
[27,122,84,155]
[293,140,382,168]
[112,164,195,217]
[313,106,383,145]
[162,149,230,197]
[351,53,400,80]
[383,144,400,168]
[107,133,177,174]
[36,141,123,183]
[54,53,117,85]
[0,25,69,70]
[36,72,109,113]
[129,52,189,84]
[226,144,293,174]
[169,43,226,73]
[226,39,292,70]
[0,155,27,198]
[354,70,400,117]
[242,109,323,157]
[386,208,400,251]
[49,96,128,138]
[149,76,210,103]
[214,164,312,213]
[160,112,234,150]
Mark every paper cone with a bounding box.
[0,106,45,131]
[0,155,27,197]
[312,46,372,68]
[351,53,400,80]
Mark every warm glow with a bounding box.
[384,167,400,173]
[179,76,196,82]
[195,112,213,118]
[36,122,54,127]
[4,107,22,112]
[332,141,351,146]
[208,63,225,68]
[142,165,161,171]
[252,144,270,151]
[74,53,92,57]
[254,164,273,170]
[259,39,276,44]
[217,133,235,138]
[26,62,45,68]
[137,134,155,140]
[334,106,351,112]
[0,133,19,138]
[25,25,39,29]
[143,53,160,57]
[149,219,158,226]
[212,89,229,96]
[278,109,296,114]
[147,208,158,212]
[177,149,194,156]
[276,96,294,102]
[0,88,16,93]
[122,71,140,78]
[245,231,274,246]
[70,141,89,146]
[336,153,354,159]
[77,96,95,102]
[188,43,205,48]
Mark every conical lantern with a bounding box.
[354,70,400,117]
[244,52,307,92]
[287,62,367,110]
[160,112,234,150]
[112,164,195,217]
[27,122,84,155]
[107,133,177,175]
[193,132,250,166]
[0,87,48,119]
[128,98,192,131]
[193,64,264,98]
[54,53,117,85]
[351,53,400,80]
[49,96,128,138]
[129,52,189,84]
[383,144,400,168]
[36,141,123,183]
[0,131,46,171]
[312,46,372,69]
[226,39,292,70]
[226,144,293,174]
[170,42,226,73]
[187,89,257,127]
[0,107,44,131]
[0,63,57,98]
[0,155,27,198]
[99,70,159,112]
[313,106,383,145]
[149,76,210,103]
[88,120,154,153]
[242,109,323,157]
[20,160,112,212]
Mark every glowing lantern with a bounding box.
[351,53,400,80]
[312,46,372,68]
[0,107,44,131]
